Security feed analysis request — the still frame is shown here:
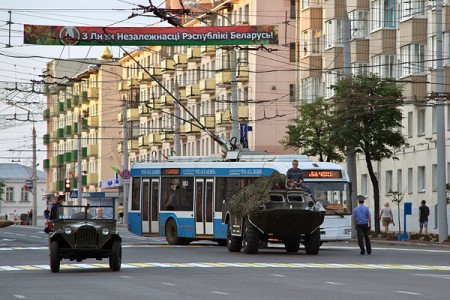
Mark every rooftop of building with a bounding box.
[0,163,46,181]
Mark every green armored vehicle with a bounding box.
[223,188,325,255]
[48,205,122,272]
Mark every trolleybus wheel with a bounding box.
[166,219,185,245]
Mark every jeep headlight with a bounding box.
[64,227,72,235]
[101,228,110,236]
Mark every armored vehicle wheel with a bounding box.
[243,220,260,254]
[227,223,242,252]
[284,238,301,253]
[109,239,122,271]
[304,229,321,255]
[49,241,60,273]
[166,219,188,245]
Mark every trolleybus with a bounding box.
[128,152,352,245]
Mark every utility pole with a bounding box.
[122,95,129,224]
[77,111,82,205]
[32,126,37,225]
[435,0,448,242]
[230,48,239,149]
[174,68,181,155]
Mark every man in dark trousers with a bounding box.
[353,195,372,255]
[49,195,64,221]
[418,200,430,236]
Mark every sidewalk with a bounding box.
[355,236,450,249]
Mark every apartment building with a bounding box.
[296,0,450,231]
[43,48,122,203]
[119,0,298,164]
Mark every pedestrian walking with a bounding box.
[353,195,372,255]
[418,200,430,236]
[379,202,394,233]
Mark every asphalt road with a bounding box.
[1,225,449,300]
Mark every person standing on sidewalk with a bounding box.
[353,195,372,255]
[117,203,124,224]
[418,200,430,236]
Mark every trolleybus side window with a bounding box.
[160,177,194,211]
[131,177,141,211]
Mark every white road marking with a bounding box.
[13,295,26,299]
[211,291,229,295]
[161,282,175,286]
[326,281,345,285]
[271,274,286,277]
[396,291,422,295]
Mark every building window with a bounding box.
[371,0,396,31]
[371,54,395,78]
[397,169,403,193]
[301,29,321,56]
[400,44,425,76]
[20,187,29,202]
[289,43,296,62]
[349,10,369,39]
[352,62,369,75]
[385,170,393,194]
[361,174,368,196]
[301,77,321,102]
[407,111,413,137]
[417,109,425,136]
[407,167,413,193]
[289,84,296,102]
[5,186,13,202]
[400,0,426,19]
[324,19,343,49]
[290,0,296,19]
[417,166,425,192]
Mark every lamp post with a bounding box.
[185,1,240,149]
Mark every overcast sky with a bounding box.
[0,0,165,171]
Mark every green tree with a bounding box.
[330,74,405,233]
[281,97,344,162]
[0,180,5,202]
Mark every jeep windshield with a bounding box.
[56,205,115,220]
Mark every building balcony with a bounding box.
[139,103,151,115]
[128,139,139,151]
[147,98,161,110]
[43,134,50,145]
[237,64,249,81]
[87,173,98,186]
[63,152,72,163]
[149,133,161,146]
[43,109,50,120]
[50,130,58,140]
[127,108,139,121]
[182,121,201,134]
[56,180,64,193]
[200,115,215,129]
[173,53,187,67]
[87,144,98,157]
[88,115,99,128]
[187,47,201,62]
[64,125,72,137]
[138,135,149,148]
[216,70,231,85]
[159,132,174,141]
[215,111,231,125]
[57,154,64,165]
[43,159,50,169]
[238,105,249,120]
[73,95,80,106]
[201,45,216,56]
[186,84,200,99]
[199,78,216,93]
[160,94,174,107]
[57,128,65,139]
[50,105,59,117]
[71,150,78,162]
[65,98,72,111]
[82,91,89,103]
[161,58,174,74]
[58,102,65,114]
[177,88,187,103]
[73,119,88,133]
[88,87,98,99]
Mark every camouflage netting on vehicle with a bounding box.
[229,171,286,217]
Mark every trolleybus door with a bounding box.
[195,178,214,235]
[141,178,159,234]
[141,179,150,233]
[150,179,159,233]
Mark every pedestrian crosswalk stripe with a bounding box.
[2,262,450,272]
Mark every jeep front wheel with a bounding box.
[109,239,122,271]
[243,220,260,254]
[49,241,60,273]
[304,229,321,255]
[227,222,242,252]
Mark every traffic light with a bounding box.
[64,178,71,192]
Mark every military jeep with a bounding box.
[48,205,122,272]
[223,190,325,254]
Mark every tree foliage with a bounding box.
[330,73,405,232]
[281,98,344,162]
